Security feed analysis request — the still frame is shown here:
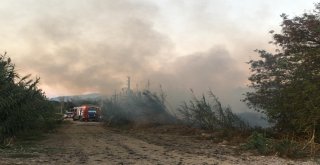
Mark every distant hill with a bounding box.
[49,93,103,102]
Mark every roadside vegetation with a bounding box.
[243,3,320,158]
[178,90,249,132]
[0,53,61,147]
[177,90,251,143]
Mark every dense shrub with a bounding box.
[0,53,59,145]
[243,131,273,155]
[243,3,320,147]
[243,131,310,158]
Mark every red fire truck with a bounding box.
[72,105,102,121]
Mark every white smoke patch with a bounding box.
[142,46,249,112]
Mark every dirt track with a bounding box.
[0,120,318,165]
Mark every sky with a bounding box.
[0,0,317,112]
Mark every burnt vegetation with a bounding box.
[102,89,176,126]
[178,90,249,132]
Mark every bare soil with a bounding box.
[0,120,318,165]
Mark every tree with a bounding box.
[0,52,58,145]
[244,3,320,143]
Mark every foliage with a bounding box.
[274,138,307,158]
[243,131,273,155]
[178,90,249,131]
[243,131,310,158]
[243,3,320,142]
[102,89,176,126]
[0,53,59,145]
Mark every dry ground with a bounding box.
[0,120,318,165]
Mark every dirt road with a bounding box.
[0,121,317,165]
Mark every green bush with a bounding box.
[243,131,309,158]
[243,131,273,155]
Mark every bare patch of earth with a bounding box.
[0,120,318,165]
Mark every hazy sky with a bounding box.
[0,0,316,111]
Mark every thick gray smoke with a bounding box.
[145,47,249,112]
[4,0,172,95]
[0,0,282,113]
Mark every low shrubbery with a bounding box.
[242,131,314,158]
[242,131,273,155]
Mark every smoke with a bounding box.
[10,0,173,95]
[145,47,249,112]
[1,0,249,112]
[2,0,312,112]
